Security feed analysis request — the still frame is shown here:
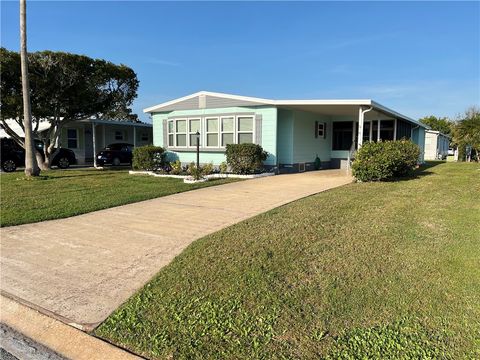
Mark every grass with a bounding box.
[95,162,480,359]
[0,168,237,227]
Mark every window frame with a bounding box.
[174,118,188,148]
[165,114,256,149]
[114,130,125,141]
[220,116,235,147]
[317,122,325,138]
[188,118,201,147]
[205,117,220,148]
[236,115,255,145]
[67,128,79,149]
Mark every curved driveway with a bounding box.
[0,170,352,330]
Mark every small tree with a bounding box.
[453,107,480,162]
[419,115,453,136]
[0,48,139,169]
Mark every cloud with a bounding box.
[144,57,181,67]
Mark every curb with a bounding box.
[0,295,143,360]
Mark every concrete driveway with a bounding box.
[0,170,352,330]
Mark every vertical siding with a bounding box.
[292,110,331,164]
[277,109,294,164]
[413,127,426,162]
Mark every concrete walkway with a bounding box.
[0,170,352,330]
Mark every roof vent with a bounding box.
[199,94,206,109]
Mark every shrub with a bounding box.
[225,144,268,174]
[132,146,165,171]
[202,162,214,175]
[169,160,183,175]
[187,162,204,180]
[352,140,420,182]
[219,161,228,174]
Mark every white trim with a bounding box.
[236,115,255,145]
[143,91,273,113]
[188,118,201,147]
[144,91,428,130]
[220,115,235,147]
[205,116,220,148]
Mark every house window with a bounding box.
[115,130,124,141]
[175,119,187,147]
[189,118,201,146]
[221,116,235,146]
[332,121,353,150]
[317,122,325,137]
[206,117,219,147]
[67,128,78,148]
[167,120,174,146]
[166,114,255,149]
[237,116,253,144]
[141,132,149,141]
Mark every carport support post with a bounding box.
[377,117,381,141]
[358,106,365,149]
[133,126,137,147]
[92,122,97,168]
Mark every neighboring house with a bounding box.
[144,91,428,172]
[1,118,153,165]
[60,119,153,165]
[424,130,450,160]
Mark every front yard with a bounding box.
[95,162,480,358]
[0,169,237,227]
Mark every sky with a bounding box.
[1,1,479,123]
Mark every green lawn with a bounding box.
[0,169,237,227]
[95,162,480,359]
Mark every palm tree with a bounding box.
[20,0,40,176]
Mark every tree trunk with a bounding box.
[20,0,40,176]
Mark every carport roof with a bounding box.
[144,91,428,128]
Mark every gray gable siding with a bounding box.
[154,95,269,112]
[205,95,267,109]
[157,97,200,111]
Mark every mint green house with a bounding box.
[144,91,427,173]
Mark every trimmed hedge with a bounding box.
[132,146,166,171]
[225,143,268,174]
[352,140,420,181]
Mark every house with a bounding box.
[424,130,450,160]
[60,119,153,165]
[1,118,153,166]
[144,91,428,173]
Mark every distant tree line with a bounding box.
[419,107,480,162]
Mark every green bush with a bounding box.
[132,146,165,171]
[169,160,183,175]
[352,140,420,181]
[219,161,228,174]
[202,162,214,175]
[225,144,268,174]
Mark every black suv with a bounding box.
[1,138,77,172]
[96,143,134,166]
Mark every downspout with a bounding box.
[357,106,373,149]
